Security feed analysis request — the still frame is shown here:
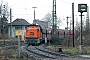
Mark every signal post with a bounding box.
[78,4,87,54]
[16,30,22,58]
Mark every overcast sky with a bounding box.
[5,0,90,29]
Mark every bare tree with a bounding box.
[41,13,52,22]
[57,17,62,27]
[75,20,80,31]
[41,12,62,28]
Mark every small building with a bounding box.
[8,18,30,40]
[33,19,51,28]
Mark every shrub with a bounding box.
[51,35,63,45]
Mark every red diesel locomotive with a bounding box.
[24,24,42,45]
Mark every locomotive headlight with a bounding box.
[30,32,34,35]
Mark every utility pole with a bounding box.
[66,16,71,48]
[0,4,2,34]
[72,3,74,47]
[32,7,37,20]
[70,20,72,39]
[66,16,71,30]
[70,20,72,32]
[10,8,12,37]
[86,6,89,33]
[52,0,57,36]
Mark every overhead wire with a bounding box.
[58,0,78,7]
[11,0,78,21]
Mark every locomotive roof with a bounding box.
[28,23,40,26]
[27,24,42,29]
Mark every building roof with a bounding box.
[33,20,48,28]
[8,18,30,26]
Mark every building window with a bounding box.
[15,26,22,30]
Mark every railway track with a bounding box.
[24,45,60,60]
[21,44,90,60]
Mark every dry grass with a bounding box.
[46,45,90,55]
[0,46,30,60]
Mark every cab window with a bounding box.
[34,26,39,28]
[27,26,32,29]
